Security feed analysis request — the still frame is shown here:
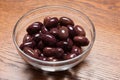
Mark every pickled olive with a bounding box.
[59,17,74,26]
[27,22,43,35]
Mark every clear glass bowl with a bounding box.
[13,5,95,72]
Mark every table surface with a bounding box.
[0,0,120,80]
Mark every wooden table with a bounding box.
[0,0,120,80]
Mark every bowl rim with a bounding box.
[13,5,96,64]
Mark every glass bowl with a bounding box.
[13,5,95,72]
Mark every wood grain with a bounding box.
[0,0,120,80]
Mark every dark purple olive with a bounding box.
[41,34,57,46]
[23,47,35,57]
[58,26,69,40]
[34,49,44,57]
[47,57,58,61]
[23,47,34,55]
[67,25,75,38]
[23,34,33,43]
[41,26,49,34]
[33,33,41,42]
[74,25,86,36]
[56,41,68,51]
[63,53,77,60]
[44,16,51,25]
[44,17,59,28]
[67,38,73,50]
[59,17,74,26]
[23,41,36,49]
[54,48,64,58]
[37,41,45,50]
[71,46,82,55]
[56,38,73,51]
[43,47,55,57]
[73,36,89,46]
[39,53,44,57]
[34,49,41,58]
[50,28,59,37]
[39,57,47,61]
[43,47,64,58]
[27,22,43,35]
